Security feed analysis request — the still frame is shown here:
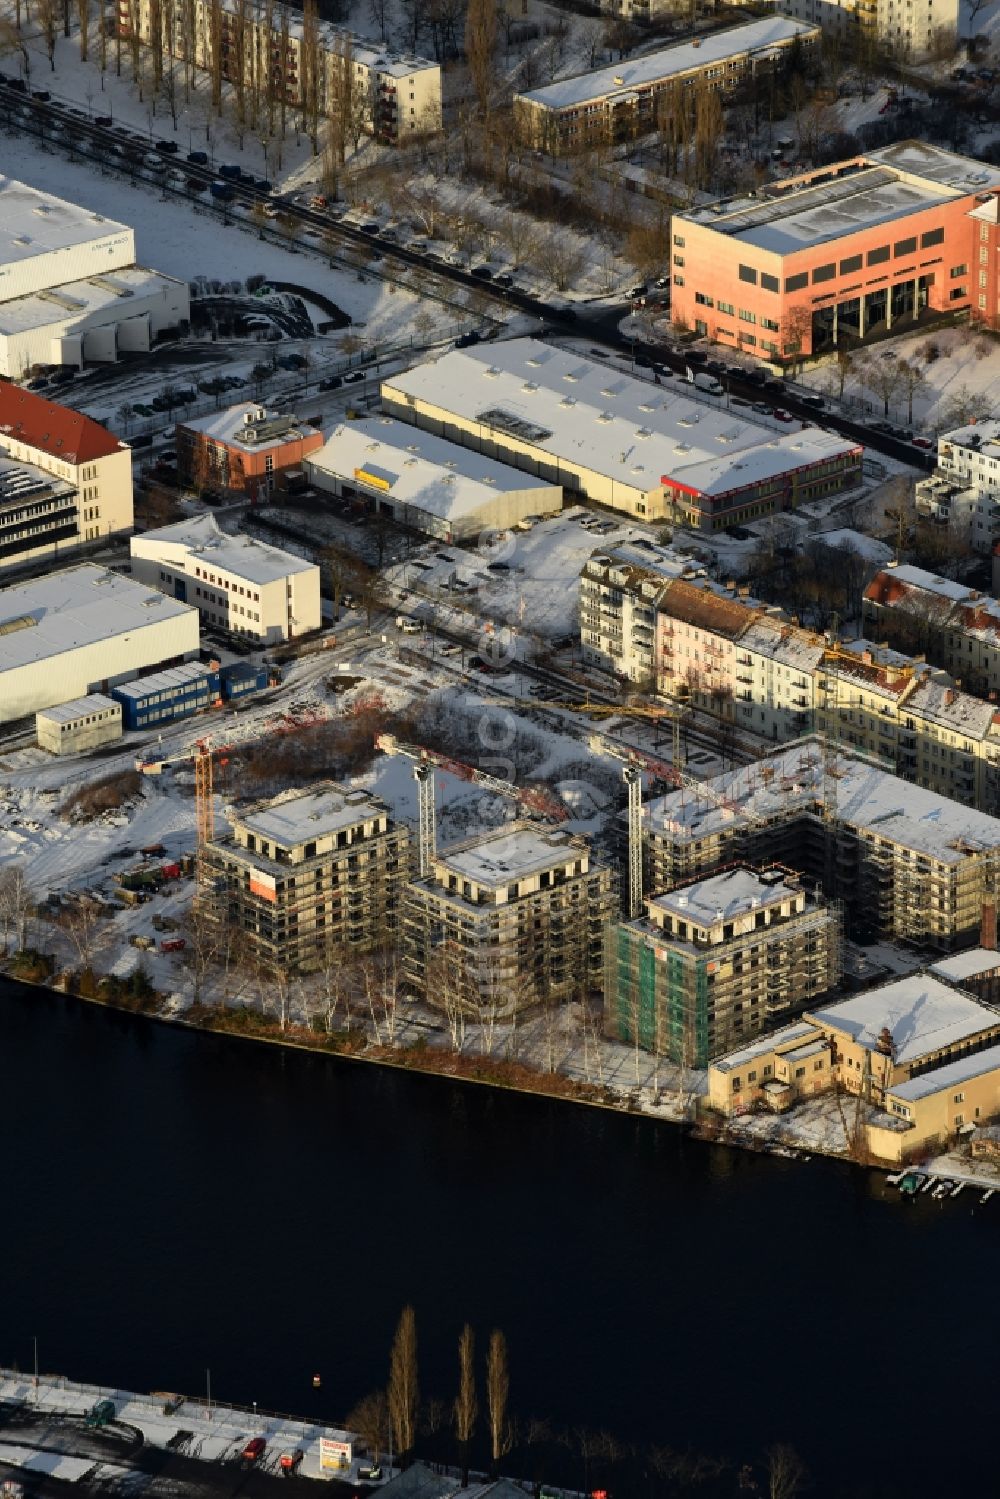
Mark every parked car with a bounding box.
[396,616,422,634]
[771,408,794,422]
[241,1438,266,1465]
[912,435,934,450]
[186,149,209,164]
[319,375,342,390]
[156,138,179,153]
[279,1450,304,1476]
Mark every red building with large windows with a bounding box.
[670,141,1000,365]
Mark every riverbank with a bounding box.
[8,954,1000,1196]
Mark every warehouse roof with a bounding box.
[437,822,586,886]
[0,384,125,464]
[806,975,1000,1065]
[308,417,553,522]
[0,564,195,674]
[383,340,829,499]
[664,427,859,499]
[0,266,184,336]
[133,514,317,585]
[517,17,817,110]
[644,736,1000,860]
[235,782,388,847]
[930,948,1000,984]
[0,176,130,274]
[650,865,800,927]
[35,693,120,725]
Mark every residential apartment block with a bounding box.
[514,18,820,154]
[670,142,1000,365]
[118,0,441,144]
[862,563,1000,698]
[204,782,412,969]
[783,0,958,59]
[580,556,1000,812]
[0,385,133,569]
[131,513,321,643]
[401,822,616,1014]
[644,739,1000,951]
[607,865,840,1067]
[916,419,1000,554]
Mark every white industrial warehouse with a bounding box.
[306,416,562,540]
[130,513,322,642]
[379,339,860,524]
[0,564,200,722]
[0,176,190,376]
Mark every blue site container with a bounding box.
[112,663,221,731]
[219,662,267,701]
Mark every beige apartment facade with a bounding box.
[205,782,412,970]
[402,822,616,1015]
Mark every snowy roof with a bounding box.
[650,865,799,928]
[806,974,1000,1065]
[0,266,182,335]
[35,692,120,724]
[939,417,1000,455]
[112,660,215,702]
[665,427,859,498]
[0,175,130,279]
[133,514,317,585]
[785,1039,828,1062]
[683,143,1000,257]
[0,564,195,675]
[437,822,585,886]
[212,0,438,74]
[644,736,1000,860]
[517,17,817,110]
[235,783,387,847]
[384,340,825,499]
[712,1021,820,1073]
[878,563,980,603]
[583,540,688,585]
[736,616,825,672]
[904,676,998,737]
[887,1041,1000,1102]
[929,948,1000,983]
[307,417,553,521]
[178,403,321,454]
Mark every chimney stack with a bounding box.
[981,900,997,952]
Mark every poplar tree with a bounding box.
[388,1305,419,1463]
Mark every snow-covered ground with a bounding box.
[0,1369,368,1485]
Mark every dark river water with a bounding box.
[1,977,995,1498]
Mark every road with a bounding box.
[0,77,936,476]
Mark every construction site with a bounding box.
[641,737,1000,953]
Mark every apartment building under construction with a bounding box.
[643,739,1000,951]
[401,821,616,1014]
[204,781,412,969]
[607,865,840,1066]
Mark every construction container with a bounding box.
[112,663,222,731]
[219,662,268,702]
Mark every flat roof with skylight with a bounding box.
[0,176,131,276]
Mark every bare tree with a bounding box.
[535,228,586,293]
[486,1329,512,1470]
[388,1306,419,1462]
[76,0,90,61]
[37,0,59,69]
[465,0,498,118]
[348,1391,391,1465]
[858,354,905,418]
[0,19,32,85]
[768,1443,808,1499]
[897,356,928,425]
[0,864,31,954]
[453,1323,477,1487]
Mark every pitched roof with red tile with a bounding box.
[0,383,124,465]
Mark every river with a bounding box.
[1,977,994,1498]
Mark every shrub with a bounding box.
[61,771,141,823]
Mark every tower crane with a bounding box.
[375,733,569,878]
[135,737,224,853]
[589,733,769,922]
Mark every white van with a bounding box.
[396,616,422,634]
[687,369,723,396]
